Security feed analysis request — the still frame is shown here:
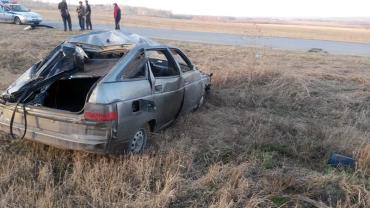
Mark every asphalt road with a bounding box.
[44,21,370,56]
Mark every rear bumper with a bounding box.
[0,104,111,154]
[0,122,108,153]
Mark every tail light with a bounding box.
[84,103,118,122]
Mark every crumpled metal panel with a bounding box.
[68,30,160,47]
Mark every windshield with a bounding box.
[9,4,29,12]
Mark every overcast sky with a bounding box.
[38,0,370,18]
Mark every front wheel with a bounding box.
[14,17,22,25]
[128,125,150,154]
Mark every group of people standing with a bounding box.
[58,0,122,32]
[76,0,92,30]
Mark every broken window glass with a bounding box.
[121,51,147,80]
[170,49,193,73]
[146,49,179,77]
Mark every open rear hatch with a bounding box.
[0,42,128,148]
[2,42,127,112]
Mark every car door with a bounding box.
[170,48,204,113]
[111,50,154,143]
[3,6,13,22]
[146,48,184,128]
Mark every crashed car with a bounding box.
[0,3,43,25]
[0,31,211,154]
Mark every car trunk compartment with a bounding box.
[43,77,100,113]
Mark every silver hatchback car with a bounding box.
[0,31,211,154]
[0,3,43,25]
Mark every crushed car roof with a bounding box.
[67,30,161,48]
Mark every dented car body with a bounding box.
[0,31,211,153]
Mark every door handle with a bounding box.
[154,85,163,92]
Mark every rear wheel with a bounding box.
[14,17,22,25]
[128,125,150,154]
[194,92,205,111]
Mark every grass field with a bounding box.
[0,24,369,207]
[22,4,370,45]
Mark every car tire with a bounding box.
[14,17,21,25]
[128,124,150,154]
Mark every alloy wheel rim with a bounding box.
[130,129,145,153]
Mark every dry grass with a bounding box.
[23,4,370,44]
[0,24,369,207]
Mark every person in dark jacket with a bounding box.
[85,0,92,30]
[76,1,86,30]
[58,0,72,31]
[113,3,121,30]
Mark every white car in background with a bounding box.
[0,3,42,25]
